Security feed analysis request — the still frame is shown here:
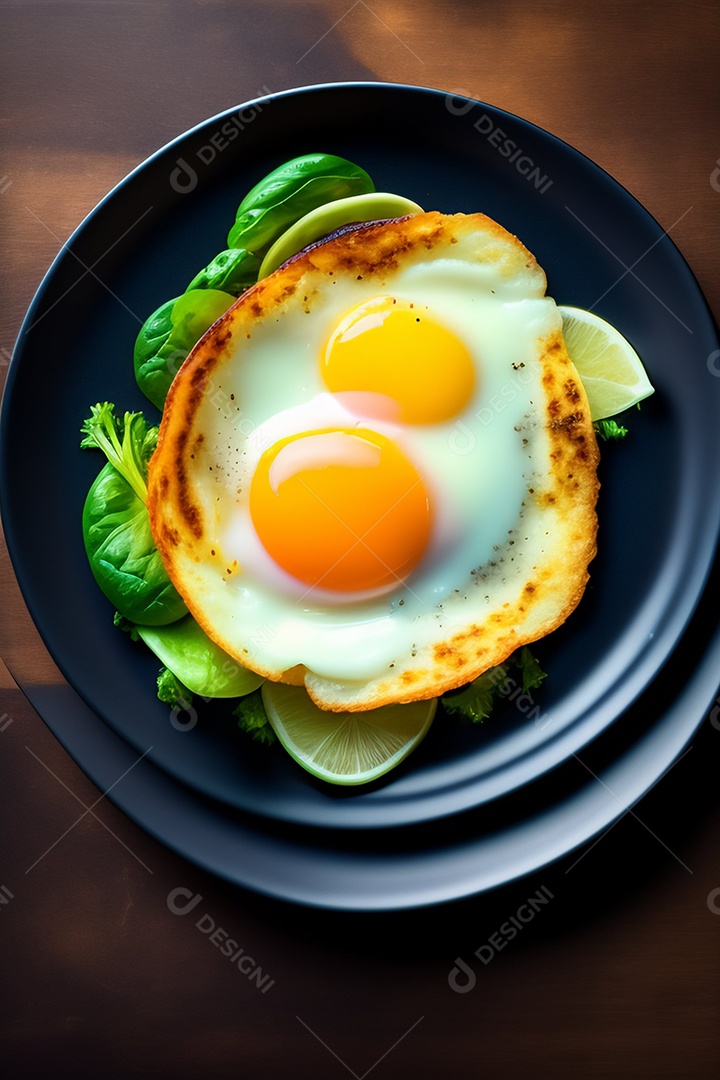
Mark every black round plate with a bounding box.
[2,84,719,859]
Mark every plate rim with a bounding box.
[2,80,720,844]
[13,587,720,910]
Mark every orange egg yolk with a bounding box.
[321,296,476,424]
[249,428,432,593]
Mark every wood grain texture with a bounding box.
[1,2,719,1077]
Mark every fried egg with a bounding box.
[148,212,599,710]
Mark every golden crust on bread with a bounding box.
[148,212,599,711]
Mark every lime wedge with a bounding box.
[261,682,436,785]
[258,191,424,278]
[559,306,655,420]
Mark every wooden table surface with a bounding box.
[2,2,719,1077]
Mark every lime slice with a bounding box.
[261,682,436,785]
[559,305,655,421]
[258,191,424,278]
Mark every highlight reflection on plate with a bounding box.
[1,84,719,905]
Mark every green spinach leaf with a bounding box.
[135,615,264,698]
[133,288,235,410]
[81,403,187,625]
[82,462,187,625]
[186,248,261,295]
[227,153,374,254]
[233,690,276,745]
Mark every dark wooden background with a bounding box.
[1,2,719,1077]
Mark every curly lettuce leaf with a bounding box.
[594,418,628,441]
[441,647,547,724]
[157,666,194,708]
[233,690,276,746]
[81,402,156,502]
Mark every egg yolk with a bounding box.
[321,296,476,424]
[250,428,432,593]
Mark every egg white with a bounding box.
[189,258,558,683]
